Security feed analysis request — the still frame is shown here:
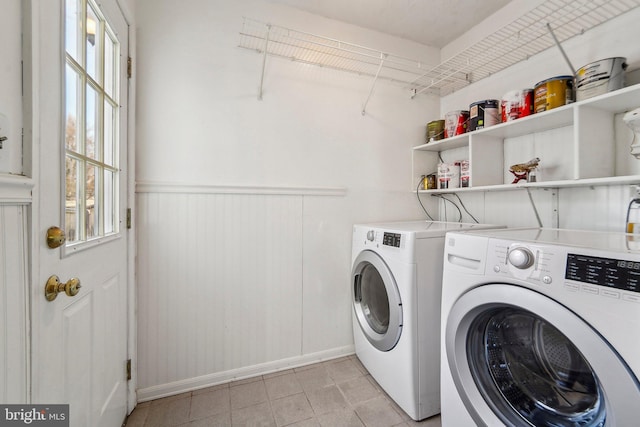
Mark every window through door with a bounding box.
[64,0,120,247]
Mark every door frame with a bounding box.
[22,0,138,413]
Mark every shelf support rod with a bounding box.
[526,188,544,228]
[258,24,271,101]
[362,54,387,115]
[546,23,576,76]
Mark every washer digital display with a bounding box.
[566,253,640,293]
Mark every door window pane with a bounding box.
[86,164,98,238]
[104,99,115,166]
[104,169,115,234]
[86,4,100,82]
[64,0,120,247]
[65,0,80,62]
[65,156,81,243]
[85,83,98,159]
[104,31,116,98]
[65,65,81,151]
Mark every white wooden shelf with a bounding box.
[413,83,640,193]
[420,175,640,194]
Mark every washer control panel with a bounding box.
[485,237,640,304]
[566,253,640,294]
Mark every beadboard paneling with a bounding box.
[0,204,28,403]
[137,191,308,392]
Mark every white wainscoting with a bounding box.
[136,184,352,401]
[0,203,29,403]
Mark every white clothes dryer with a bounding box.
[441,228,640,426]
[351,220,503,421]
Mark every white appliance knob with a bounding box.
[508,247,534,269]
[366,230,375,241]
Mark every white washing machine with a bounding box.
[441,228,640,426]
[351,220,503,421]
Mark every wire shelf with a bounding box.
[239,0,640,97]
[239,17,432,87]
[412,0,640,96]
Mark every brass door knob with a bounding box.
[46,226,66,248]
[45,275,82,301]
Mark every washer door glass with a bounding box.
[468,307,605,426]
[445,284,640,427]
[352,250,402,351]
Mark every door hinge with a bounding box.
[126,359,132,381]
[126,208,132,229]
[127,56,132,79]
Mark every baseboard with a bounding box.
[136,345,355,403]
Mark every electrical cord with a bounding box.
[416,177,435,221]
[431,194,462,222]
[452,193,479,223]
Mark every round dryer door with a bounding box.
[445,284,640,427]
[352,250,402,352]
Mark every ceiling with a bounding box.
[267,0,512,48]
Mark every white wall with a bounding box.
[439,7,640,232]
[0,0,29,404]
[0,205,29,404]
[134,0,440,398]
[0,0,22,174]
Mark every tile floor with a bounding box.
[125,355,442,427]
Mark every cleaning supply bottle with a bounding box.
[626,198,640,233]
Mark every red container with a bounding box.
[444,110,469,138]
[501,89,534,122]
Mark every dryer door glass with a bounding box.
[359,264,389,334]
[467,307,606,426]
[352,250,402,352]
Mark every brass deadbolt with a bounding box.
[45,275,82,301]
[46,226,66,248]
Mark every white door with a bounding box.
[30,0,130,425]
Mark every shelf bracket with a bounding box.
[550,188,559,229]
[362,54,387,116]
[258,24,271,101]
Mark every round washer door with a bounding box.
[445,284,640,427]
[352,250,402,352]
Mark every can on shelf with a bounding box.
[576,57,627,101]
[534,75,574,113]
[438,162,461,190]
[501,89,534,122]
[468,99,500,131]
[426,120,445,142]
[460,160,470,187]
[444,110,469,138]
[424,174,437,190]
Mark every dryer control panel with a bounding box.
[383,232,401,248]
